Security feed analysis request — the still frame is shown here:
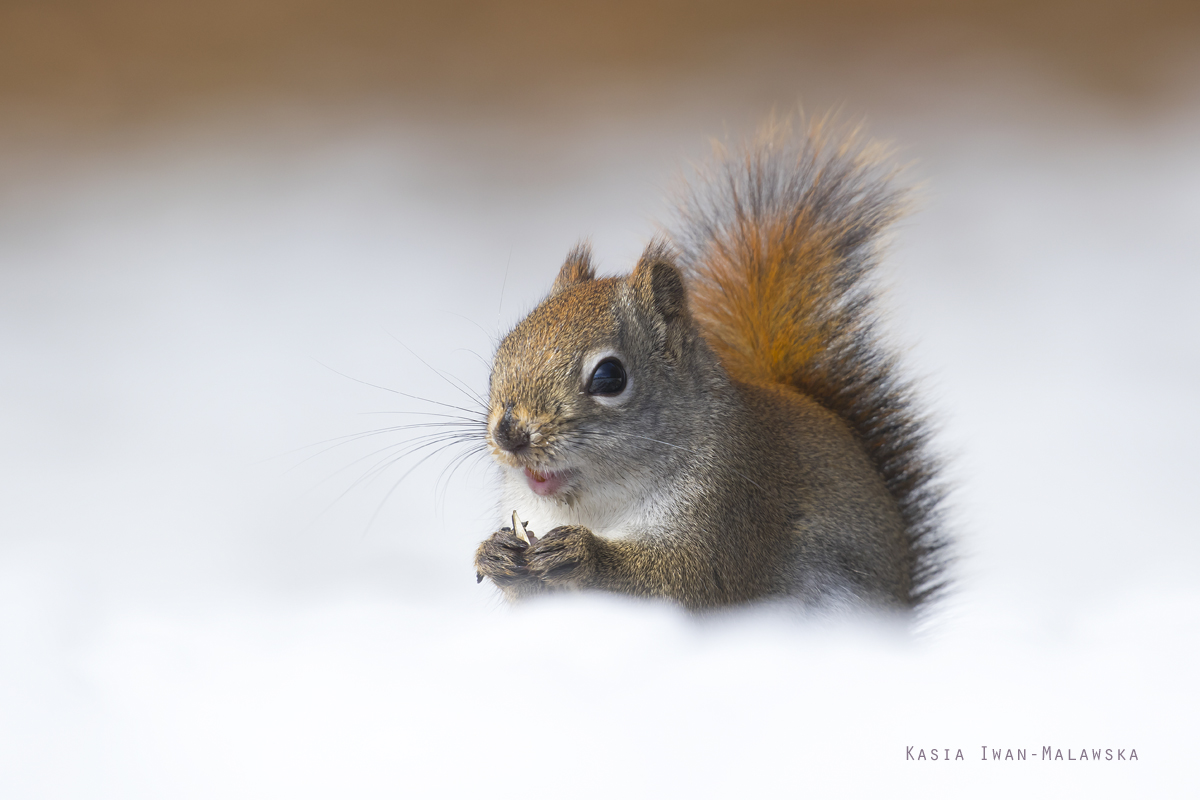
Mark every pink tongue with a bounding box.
[524,468,566,496]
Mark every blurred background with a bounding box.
[1,1,1197,797]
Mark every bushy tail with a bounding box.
[668,115,948,607]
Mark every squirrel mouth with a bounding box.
[523,467,572,497]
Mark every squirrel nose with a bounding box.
[493,407,531,453]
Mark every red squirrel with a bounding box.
[473,118,947,611]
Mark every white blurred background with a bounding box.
[1,2,1197,796]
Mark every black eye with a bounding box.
[587,358,627,396]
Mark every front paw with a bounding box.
[525,526,599,587]
[474,529,531,588]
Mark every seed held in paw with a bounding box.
[511,511,537,546]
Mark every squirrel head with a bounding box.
[486,240,708,502]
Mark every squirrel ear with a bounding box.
[630,240,688,326]
[630,240,691,361]
[550,242,596,296]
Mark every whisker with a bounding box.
[453,347,494,373]
[316,430,483,489]
[434,445,486,511]
[283,421,484,472]
[356,410,487,421]
[383,331,490,410]
[444,449,496,517]
[312,357,485,418]
[314,433,484,523]
[302,352,492,528]
[438,310,498,348]
[355,433,483,487]
[363,442,480,536]
[497,245,512,334]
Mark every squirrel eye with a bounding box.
[587,358,627,396]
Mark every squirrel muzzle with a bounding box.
[491,406,530,454]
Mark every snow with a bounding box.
[1,78,1198,797]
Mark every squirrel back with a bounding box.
[474,116,948,611]
[670,117,948,607]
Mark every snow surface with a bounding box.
[1,87,1198,797]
